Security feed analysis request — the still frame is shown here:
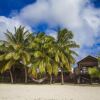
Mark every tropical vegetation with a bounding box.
[0,26,79,84]
[88,67,100,83]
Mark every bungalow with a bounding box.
[74,55,100,84]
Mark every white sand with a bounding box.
[0,84,100,100]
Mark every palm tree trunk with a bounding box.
[90,77,92,84]
[9,70,14,84]
[50,75,52,84]
[25,67,27,83]
[61,68,64,85]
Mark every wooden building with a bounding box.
[74,55,99,83]
[78,55,98,73]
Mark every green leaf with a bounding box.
[61,53,66,65]
[29,42,37,48]
[0,54,5,61]
[46,63,52,75]
[31,67,37,78]
[21,51,31,65]
[1,60,15,73]
[24,51,31,62]
[39,61,45,74]
[34,51,42,58]
[22,55,27,65]
[88,67,100,78]
[53,63,58,76]
[55,53,59,62]
[5,52,14,60]
[13,53,20,60]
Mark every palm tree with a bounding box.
[28,29,79,84]
[55,28,79,84]
[0,27,79,85]
[0,26,31,83]
[28,33,59,84]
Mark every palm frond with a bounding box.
[1,59,15,73]
[0,54,5,61]
[5,52,14,60]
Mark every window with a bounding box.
[82,67,88,74]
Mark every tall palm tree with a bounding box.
[28,29,79,84]
[55,28,79,84]
[0,26,31,83]
[28,33,59,84]
[0,27,79,85]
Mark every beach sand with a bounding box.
[0,84,100,100]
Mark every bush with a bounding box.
[88,67,100,78]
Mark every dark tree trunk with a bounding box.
[50,75,52,84]
[90,77,92,84]
[25,67,27,83]
[77,76,81,84]
[61,68,64,85]
[9,70,14,84]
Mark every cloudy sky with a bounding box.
[0,0,100,61]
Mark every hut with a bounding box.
[74,55,99,83]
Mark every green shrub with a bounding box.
[88,67,100,78]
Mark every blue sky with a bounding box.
[0,0,36,16]
[0,0,100,61]
[0,0,99,16]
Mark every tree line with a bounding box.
[0,26,79,84]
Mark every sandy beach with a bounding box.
[0,84,100,100]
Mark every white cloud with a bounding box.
[15,0,50,25]
[15,0,100,46]
[0,0,100,59]
[0,16,32,40]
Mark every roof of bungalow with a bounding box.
[78,55,98,64]
[77,55,98,68]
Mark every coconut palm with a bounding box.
[0,26,31,83]
[28,29,79,84]
[55,28,79,84]
[0,27,79,84]
[28,33,59,84]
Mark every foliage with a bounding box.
[28,33,59,78]
[0,26,79,84]
[88,67,100,78]
[56,28,79,71]
[0,26,31,73]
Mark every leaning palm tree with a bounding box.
[55,28,79,84]
[0,26,31,83]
